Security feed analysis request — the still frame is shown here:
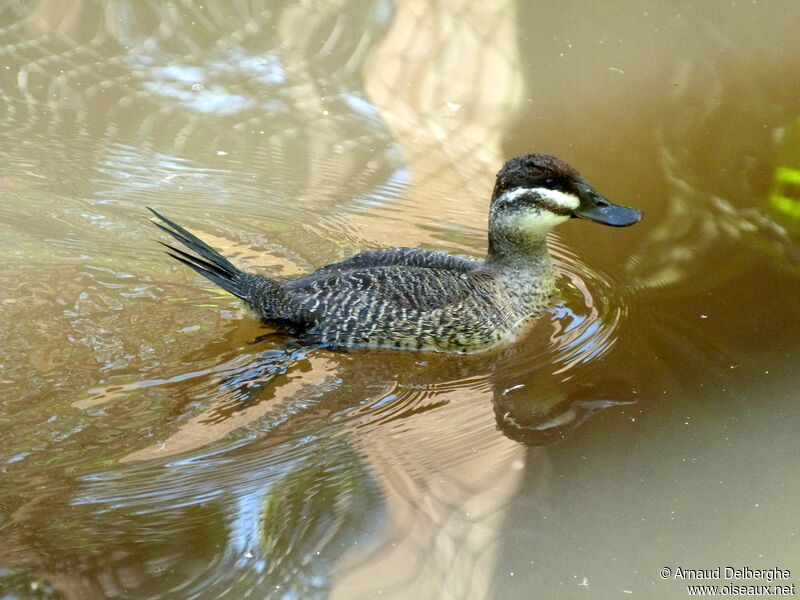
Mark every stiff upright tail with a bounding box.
[148,207,253,301]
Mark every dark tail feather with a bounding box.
[148,207,252,301]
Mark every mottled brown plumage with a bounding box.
[149,154,641,352]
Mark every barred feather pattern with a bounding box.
[150,210,556,352]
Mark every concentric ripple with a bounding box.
[547,234,626,377]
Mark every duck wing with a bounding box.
[312,247,477,274]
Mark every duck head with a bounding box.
[488,154,642,249]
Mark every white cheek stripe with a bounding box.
[495,210,570,235]
[534,187,581,211]
[494,186,580,211]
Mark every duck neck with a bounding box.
[486,228,553,273]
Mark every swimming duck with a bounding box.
[149,153,641,352]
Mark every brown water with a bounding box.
[2,2,800,599]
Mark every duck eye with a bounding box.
[544,178,557,187]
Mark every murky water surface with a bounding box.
[2,2,800,599]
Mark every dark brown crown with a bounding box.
[491,153,583,201]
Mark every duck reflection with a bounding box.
[197,334,635,447]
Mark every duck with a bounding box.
[149,153,641,352]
